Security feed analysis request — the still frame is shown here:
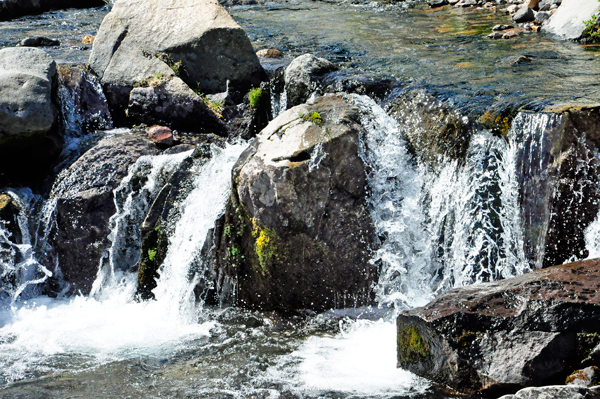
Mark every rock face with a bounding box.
[0,47,62,186]
[543,0,600,40]
[513,106,600,269]
[499,385,600,399]
[0,0,105,21]
[211,94,377,311]
[127,76,226,135]
[284,54,338,108]
[49,133,158,295]
[88,0,266,121]
[397,258,600,395]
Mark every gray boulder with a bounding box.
[127,76,226,135]
[284,54,338,108]
[212,94,377,311]
[498,385,600,399]
[0,0,105,21]
[88,0,266,122]
[513,6,535,23]
[0,47,62,185]
[543,0,600,39]
[397,258,600,395]
[48,133,158,295]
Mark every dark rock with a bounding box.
[513,7,535,23]
[319,70,398,102]
[284,54,338,108]
[88,0,266,123]
[20,37,60,47]
[48,133,158,295]
[493,24,514,30]
[397,258,600,395]
[222,82,272,140]
[0,193,23,244]
[0,47,62,186]
[429,0,448,7]
[0,0,105,22]
[488,31,504,39]
[211,94,377,312]
[127,76,227,135]
[147,126,174,146]
[534,11,551,24]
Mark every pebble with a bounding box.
[256,48,283,58]
[148,126,174,146]
[488,31,504,39]
[507,4,518,13]
[82,35,95,44]
[502,30,520,38]
[534,11,551,23]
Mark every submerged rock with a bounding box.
[0,0,105,22]
[88,0,266,122]
[49,133,158,295]
[397,258,600,395]
[0,47,62,186]
[212,94,377,311]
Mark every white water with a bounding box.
[0,143,246,384]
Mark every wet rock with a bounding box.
[493,24,514,30]
[49,133,158,295]
[514,106,600,269]
[397,258,600,395]
[513,6,535,23]
[384,88,473,165]
[498,385,600,399]
[58,65,113,135]
[319,70,398,102]
[284,54,338,108]
[212,94,377,312]
[127,76,227,135]
[543,0,600,39]
[20,37,60,47]
[256,49,282,58]
[89,0,266,123]
[429,0,449,7]
[538,0,560,11]
[0,47,62,186]
[222,82,272,140]
[566,366,599,387]
[534,11,551,24]
[0,193,23,244]
[147,126,174,146]
[0,0,105,22]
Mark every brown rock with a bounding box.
[148,125,174,146]
[256,49,282,58]
[82,35,94,44]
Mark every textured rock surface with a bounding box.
[48,133,158,295]
[284,54,338,108]
[127,76,226,135]
[498,385,600,399]
[212,94,377,311]
[0,0,104,21]
[543,0,600,39]
[0,47,62,186]
[89,0,266,121]
[397,258,600,395]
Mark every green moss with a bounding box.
[148,248,157,262]
[251,219,279,273]
[249,87,262,109]
[456,331,477,350]
[398,325,429,364]
[300,111,323,126]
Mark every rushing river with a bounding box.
[1,1,600,398]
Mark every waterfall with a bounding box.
[348,94,528,310]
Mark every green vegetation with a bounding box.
[300,111,323,126]
[249,87,262,109]
[583,13,600,43]
[155,52,184,76]
[195,84,225,119]
[397,325,429,364]
[252,219,279,273]
[147,248,157,262]
[133,72,167,88]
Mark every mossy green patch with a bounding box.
[398,325,429,364]
[300,111,323,126]
[147,248,157,262]
[252,219,279,273]
[249,87,262,109]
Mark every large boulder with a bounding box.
[0,47,62,186]
[48,133,158,295]
[127,76,226,135]
[396,258,600,395]
[283,54,338,108]
[0,0,105,21]
[88,0,266,122]
[543,0,600,40]
[499,385,600,399]
[211,94,377,311]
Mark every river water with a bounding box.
[1,1,600,398]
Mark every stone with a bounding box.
[456,0,477,6]
[526,0,539,9]
[211,94,377,311]
[534,11,551,23]
[498,385,600,399]
[543,0,600,40]
[88,0,266,122]
[397,258,600,395]
[127,76,227,135]
[493,24,514,30]
[488,31,504,39]
[507,4,518,13]
[148,126,174,146]
[0,193,22,244]
[48,133,158,296]
[20,37,60,47]
[82,35,95,44]
[0,0,105,21]
[566,366,599,387]
[256,49,282,58]
[222,82,272,140]
[538,0,561,11]
[0,47,62,186]
[284,54,338,108]
[503,30,520,38]
[513,6,535,23]
[429,0,449,7]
